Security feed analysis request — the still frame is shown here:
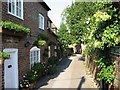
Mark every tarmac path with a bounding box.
[36,54,98,89]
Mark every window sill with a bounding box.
[8,12,24,20]
[39,27,44,31]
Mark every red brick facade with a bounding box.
[0,1,59,89]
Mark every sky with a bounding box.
[44,0,73,28]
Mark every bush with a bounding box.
[48,65,59,75]
[26,70,39,83]
[19,75,30,88]
[48,56,57,65]
[25,63,47,83]
[38,33,49,41]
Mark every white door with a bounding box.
[3,48,19,88]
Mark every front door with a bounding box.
[3,48,18,88]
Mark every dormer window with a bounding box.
[39,14,44,30]
[8,0,23,19]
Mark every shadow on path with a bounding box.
[78,56,85,61]
[35,58,72,89]
[77,76,86,90]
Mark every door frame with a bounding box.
[3,48,19,88]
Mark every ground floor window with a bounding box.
[30,46,40,68]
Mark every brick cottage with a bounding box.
[0,0,60,89]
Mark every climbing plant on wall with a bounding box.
[85,2,120,84]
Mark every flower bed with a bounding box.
[19,62,59,89]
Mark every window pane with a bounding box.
[16,7,19,16]
[8,0,12,12]
[19,0,21,9]
[39,14,44,29]
[37,51,39,62]
[11,4,15,14]
[16,0,19,7]
[18,8,21,17]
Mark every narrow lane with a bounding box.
[37,54,98,89]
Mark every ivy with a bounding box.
[0,21,30,34]
[97,65,115,84]
[84,2,119,84]
[0,52,10,59]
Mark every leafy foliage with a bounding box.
[0,21,30,34]
[38,33,49,41]
[97,65,115,84]
[48,56,58,65]
[62,2,119,84]
[33,40,46,46]
[0,52,10,59]
[62,2,100,44]
[85,2,119,84]
[57,23,73,48]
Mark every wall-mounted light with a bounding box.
[24,41,31,47]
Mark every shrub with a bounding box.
[19,75,30,88]
[38,33,49,41]
[48,56,57,65]
[26,70,39,83]
[48,65,59,75]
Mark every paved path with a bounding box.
[36,54,98,89]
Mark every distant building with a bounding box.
[51,23,58,33]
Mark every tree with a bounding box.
[63,2,100,44]
[57,23,74,48]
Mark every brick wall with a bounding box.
[111,54,120,89]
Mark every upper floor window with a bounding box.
[47,21,51,29]
[30,46,40,68]
[8,0,23,19]
[39,14,44,30]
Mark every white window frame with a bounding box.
[30,46,40,69]
[54,46,57,57]
[39,14,44,30]
[8,0,23,20]
[48,21,51,29]
[48,46,51,58]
